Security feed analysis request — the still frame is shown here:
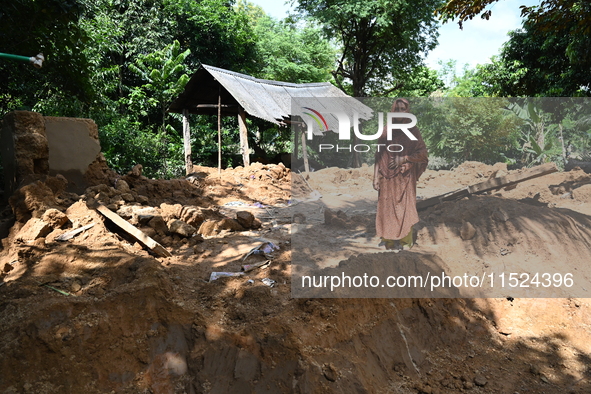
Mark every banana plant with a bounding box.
[509,100,560,166]
[522,128,561,166]
[128,40,191,133]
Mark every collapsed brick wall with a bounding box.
[1,111,49,200]
[1,111,102,200]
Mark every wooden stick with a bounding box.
[95,205,171,258]
[417,162,558,210]
[56,223,95,241]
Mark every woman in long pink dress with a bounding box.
[373,99,428,250]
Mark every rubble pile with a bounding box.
[1,152,591,393]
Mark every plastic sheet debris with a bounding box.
[307,190,322,201]
[209,272,245,282]
[261,278,276,287]
[243,241,280,261]
[42,284,74,296]
[224,201,249,207]
[251,202,266,208]
[242,260,271,272]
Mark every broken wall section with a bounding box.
[1,111,49,201]
[1,111,105,201]
[44,116,102,191]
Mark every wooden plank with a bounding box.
[56,223,95,241]
[417,188,470,210]
[95,204,172,258]
[238,106,250,167]
[182,109,192,175]
[417,162,558,211]
[467,162,557,194]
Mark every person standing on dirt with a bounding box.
[373,98,428,251]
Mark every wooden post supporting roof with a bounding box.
[238,106,250,167]
[218,92,222,175]
[182,109,192,175]
[300,125,310,173]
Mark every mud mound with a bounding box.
[2,159,591,393]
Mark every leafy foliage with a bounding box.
[0,0,92,112]
[437,0,591,97]
[251,15,335,83]
[127,40,190,131]
[417,98,522,164]
[295,0,443,96]
[481,21,591,97]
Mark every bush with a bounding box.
[99,117,185,179]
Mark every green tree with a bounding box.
[437,0,591,36]
[295,0,442,97]
[419,98,522,163]
[0,0,92,114]
[81,0,258,176]
[436,60,491,97]
[395,66,445,96]
[437,0,591,97]
[127,40,191,132]
[479,20,591,96]
[251,15,336,83]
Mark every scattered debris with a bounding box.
[56,223,95,241]
[95,204,171,257]
[261,278,276,287]
[241,260,271,272]
[224,201,249,207]
[168,219,196,237]
[243,241,280,261]
[209,271,244,282]
[42,284,74,296]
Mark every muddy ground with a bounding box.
[1,160,591,393]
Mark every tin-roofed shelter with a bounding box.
[168,64,363,173]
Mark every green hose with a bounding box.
[0,52,44,68]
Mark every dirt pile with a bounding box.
[1,160,591,393]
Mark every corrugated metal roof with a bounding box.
[168,64,371,128]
